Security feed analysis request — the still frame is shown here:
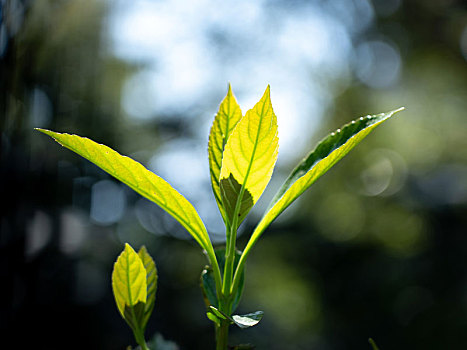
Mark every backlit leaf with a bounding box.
[208,84,243,223]
[36,128,212,251]
[112,244,147,319]
[138,246,157,330]
[219,86,279,226]
[241,108,404,262]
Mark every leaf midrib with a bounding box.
[231,98,268,224]
[125,251,134,306]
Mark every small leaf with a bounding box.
[208,84,243,223]
[206,311,221,326]
[244,108,404,253]
[208,307,263,329]
[138,246,157,330]
[209,306,229,321]
[220,85,279,226]
[231,311,264,329]
[112,244,147,322]
[36,128,212,252]
[368,338,380,350]
[200,266,218,308]
[220,174,254,226]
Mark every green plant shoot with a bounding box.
[37,84,403,349]
[112,244,157,350]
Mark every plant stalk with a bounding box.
[222,220,237,296]
[132,328,150,350]
[216,319,230,350]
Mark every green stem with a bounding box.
[216,319,230,350]
[230,223,266,294]
[223,101,266,297]
[126,251,150,350]
[129,307,149,350]
[222,220,237,297]
[133,330,150,350]
[206,243,223,300]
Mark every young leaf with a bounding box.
[206,311,221,327]
[233,108,404,291]
[219,86,279,226]
[269,108,404,210]
[200,266,218,308]
[209,306,229,321]
[231,311,264,329]
[208,307,264,329]
[36,128,212,252]
[208,84,243,223]
[112,244,147,321]
[138,246,157,330]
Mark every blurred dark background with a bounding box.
[1,0,467,349]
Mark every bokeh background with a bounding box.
[2,0,467,349]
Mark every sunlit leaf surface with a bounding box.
[138,246,157,329]
[219,86,279,225]
[208,84,243,222]
[112,243,147,318]
[243,108,404,259]
[36,128,211,251]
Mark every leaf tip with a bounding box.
[393,106,405,114]
[35,128,52,136]
[257,85,271,106]
[124,242,135,254]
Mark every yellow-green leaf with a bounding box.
[112,243,147,318]
[36,128,212,251]
[219,85,279,226]
[208,84,243,223]
[243,108,404,255]
[138,246,157,330]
